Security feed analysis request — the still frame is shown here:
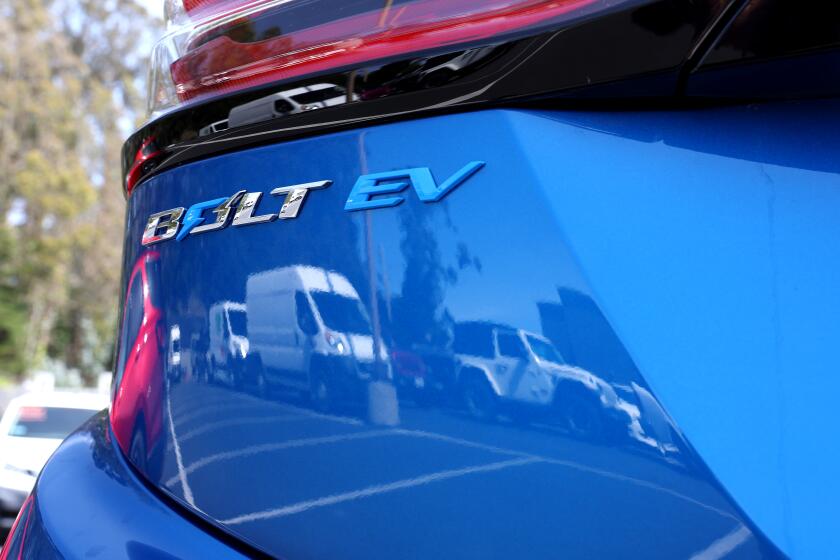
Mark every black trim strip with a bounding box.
[123,0,731,196]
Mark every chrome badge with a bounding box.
[141,162,484,246]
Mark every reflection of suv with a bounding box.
[453,322,624,431]
[454,322,556,419]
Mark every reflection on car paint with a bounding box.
[110,251,166,480]
[201,82,362,136]
[111,109,788,559]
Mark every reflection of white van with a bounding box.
[228,84,358,128]
[200,84,359,136]
[207,301,249,387]
[246,266,388,409]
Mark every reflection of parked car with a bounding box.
[454,322,560,418]
[206,301,249,388]
[200,84,357,135]
[0,392,107,531]
[392,348,429,404]
[415,46,498,87]
[231,84,356,127]
[166,325,183,382]
[168,324,181,369]
[110,252,166,479]
[246,266,389,410]
[453,322,630,436]
[393,345,456,406]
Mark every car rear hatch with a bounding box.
[113,1,840,558]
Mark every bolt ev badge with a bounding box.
[345,161,484,211]
[141,162,484,246]
[142,181,331,246]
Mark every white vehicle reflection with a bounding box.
[206,301,250,388]
[247,266,389,410]
[169,324,181,368]
[200,83,359,135]
[0,391,107,529]
[453,322,640,440]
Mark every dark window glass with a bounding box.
[453,323,494,358]
[292,86,346,105]
[228,309,247,337]
[125,280,145,351]
[525,335,563,364]
[295,292,319,335]
[146,259,162,310]
[308,292,371,334]
[274,99,294,114]
[497,331,527,359]
[9,406,98,439]
[118,275,145,376]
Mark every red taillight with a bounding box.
[148,0,615,116]
[181,0,225,13]
[125,138,161,195]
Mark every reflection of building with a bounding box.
[538,288,638,385]
[539,290,684,453]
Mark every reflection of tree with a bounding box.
[390,202,479,349]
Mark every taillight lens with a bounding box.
[125,138,161,195]
[147,0,617,117]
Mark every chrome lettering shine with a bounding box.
[140,163,484,246]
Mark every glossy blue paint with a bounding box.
[520,101,840,559]
[2,412,250,559]
[20,101,839,558]
[108,104,823,560]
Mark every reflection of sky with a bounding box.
[440,194,587,333]
[140,0,163,19]
[364,138,589,335]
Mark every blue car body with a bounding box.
[5,0,839,558]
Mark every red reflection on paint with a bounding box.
[110,251,165,472]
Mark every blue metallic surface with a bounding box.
[22,100,834,558]
[2,412,249,559]
[105,102,840,559]
[535,101,840,559]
